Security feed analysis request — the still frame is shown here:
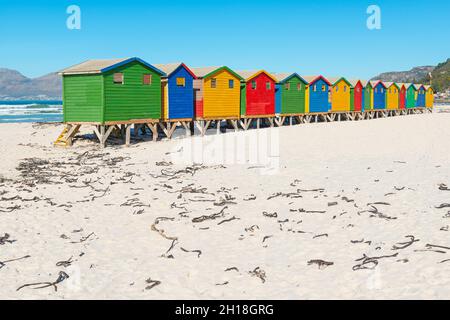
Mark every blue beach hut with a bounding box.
[303,75,332,113]
[370,80,387,110]
[154,63,197,120]
[414,84,426,107]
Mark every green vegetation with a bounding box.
[419,58,450,92]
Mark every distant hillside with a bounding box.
[0,68,62,100]
[418,59,450,93]
[371,66,435,84]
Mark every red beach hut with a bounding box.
[238,70,277,117]
[398,83,407,109]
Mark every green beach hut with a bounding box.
[273,73,308,115]
[406,83,417,108]
[60,57,165,124]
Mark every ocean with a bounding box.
[0,100,63,123]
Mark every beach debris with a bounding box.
[352,253,399,271]
[120,198,151,208]
[313,233,328,239]
[267,191,302,200]
[262,235,273,243]
[341,196,354,203]
[0,255,31,270]
[0,233,16,245]
[214,194,237,206]
[156,161,172,167]
[245,225,259,233]
[435,203,450,209]
[243,194,256,201]
[262,211,278,218]
[217,216,240,225]
[438,184,450,191]
[17,271,69,292]
[307,259,334,270]
[297,208,326,214]
[56,256,73,267]
[328,201,338,207]
[192,206,228,223]
[180,247,202,258]
[70,232,95,244]
[151,217,178,241]
[391,235,419,250]
[145,278,161,290]
[225,267,239,272]
[215,281,229,286]
[249,267,266,283]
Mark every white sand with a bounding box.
[1,111,450,299]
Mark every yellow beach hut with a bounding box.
[329,77,352,112]
[190,66,243,119]
[385,82,400,110]
[425,85,434,108]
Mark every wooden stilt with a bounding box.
[125,124,132,146]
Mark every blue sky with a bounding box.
[0,0,448,79]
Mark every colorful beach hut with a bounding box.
[415,84,426,107]
[153,63,197,120]
[237,70,277,117]
[406,83,417,108]
[363,81,373,111]
[397,83,407,109]
[190,66,243,119]
[425,85,434,108]
[273,73,308,115]
[303,76,331,113]
[385,82,400,110]
[370,81,387,110]
[60,57,165,124]
[329,77,352,112]
[349,79,364,112]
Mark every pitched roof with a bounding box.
[348,79,365,87]
[235,70,277,82]
[384,82,400,89]
[328,77,352,86]
[414,84,425,90]
[59,57,165,76]
[302,75,332,86]
[153,62,197,79]
[370,80,387,88]
[272,73,308,84]
[190,66,243,80]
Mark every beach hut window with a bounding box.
[335,86,338,92]
[389,89,391,94]
[211,78,217,88]
[356,87,360,93]
[228,79,234,88]
[176,77,186,87]
[266,82,271,90]
[251,81,257,90]
[381,88,384,93]
[285,83,290,90]
[322,85,326,92]
[143,74,152,85]
[344,86,347,92]
[313,85,317,92]
[113,73,124,84]
[297,83,301,91]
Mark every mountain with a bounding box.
[418,59,450,93]
[371,66,435,84]
[0,68,62,100]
